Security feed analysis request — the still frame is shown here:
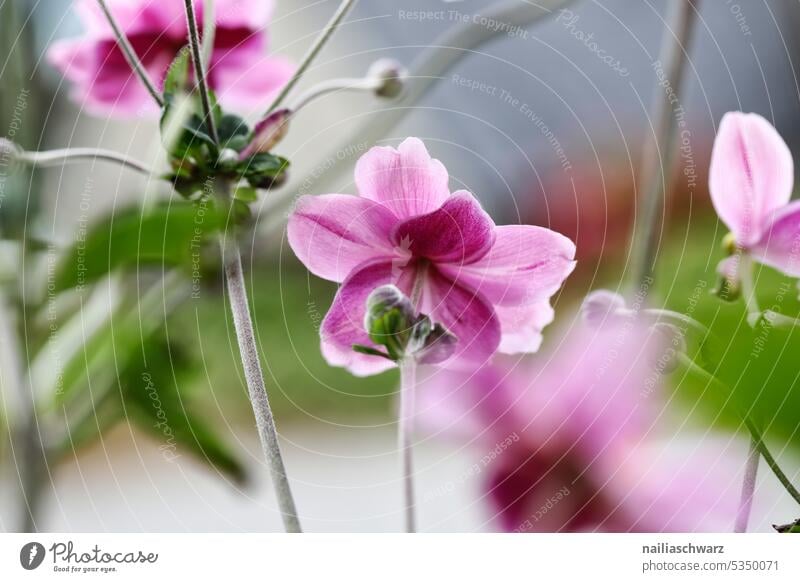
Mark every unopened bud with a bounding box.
[722,232,738,256]
[368,59,407,99]
[581,290,629,327]
[240,109,291,158]
[712,256,740,302]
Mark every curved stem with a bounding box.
[263,0,360,115]
[17,147,157,176]
[96,0,164,107]
[744,418,800,506]
[398,357,417,533]
[218,206,301,532]
[183,0,219,145]
[289,77,381,113]
[628,0,699,290]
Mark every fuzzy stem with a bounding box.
[398,357,417,533]
[289,77,381,113]
[629,0,699,290]
[735,438,759,533]
[263,0,359,115]
[96,0,164,107]
[16,146,156,176]
[183,0,219,145]
[219,228,301,532]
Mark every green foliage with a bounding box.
[655,220,800,447]
[54,202,225,292]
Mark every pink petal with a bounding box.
[392,191,495,264]
[750,199,800,276]
[287,195,398,282]
[354,137,451,219]
[74,0,187,40]
[419,269,501,366]
[439,225,576,306]
[201,0,274,29]
[319,260,398,377]
[709,112,793,246]
[212,54,295,113]
[494,301,555,354]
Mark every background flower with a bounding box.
[417,319,740,532]
[287,137,576,376]
[48,0,294,116]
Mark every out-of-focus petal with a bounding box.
[709,112,794,246]
[201,0,274,29]
[750,199,800,277]
[392,191,495,265]
[287,194,398,282]
[319,259,398,377]
[494,300,555,354]
[212,54,295,113]
[355,137,451,219]
[439,225,575,306]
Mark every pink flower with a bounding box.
[710,112,800,276]
[418,320,740,532]
[48,0,294,116]
[287,138,576,376]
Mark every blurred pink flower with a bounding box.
[418,319,739,532]
[48,0,294,116]
[287,138,576,376]
[710,112,800,277]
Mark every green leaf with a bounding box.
[54,202,225,292]
[233,186,258,203]
[218,114,250,151]
[162,47,190,104]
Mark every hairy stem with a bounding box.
[289,77,381,113]
[398,357,417,533]
[183,0,219,145]
[16,146,156,176]
[735,438,759,533]
[96,0,164,107]
[744,418,800,506]
[264,0,360,115]
[629,0,699,290]
[219,229,301,532]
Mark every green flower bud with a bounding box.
[368,59,407,99]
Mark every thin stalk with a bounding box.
[744,418,800,506]
[735,439,759,532]
[96,0,164,107]
[264,0,359,115]
[398,357,417,533]
[182,0,219,145]
[629,0,699,290]
[16,146,156,176]
[217,185,300,531]
[289,77,381,113]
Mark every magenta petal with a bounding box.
[287,195,398,283]
[392,191,495,264]
[213,54,295,112]
[439,225,576,306]
[319,260,397,377]
[709,112,794,246]
[420,269,501,366]
[354,137,451,219]
[750,199,800,277]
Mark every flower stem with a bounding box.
[398,357,418,533]
[219,231,301,532]
[16,146,156,176]
[289,77,381,113]
[96,0,164,107]
[735,438,759,533]
[182,0,220,145]
[629,0,699,290]
[263,0,359,115]
[744,418,800,506]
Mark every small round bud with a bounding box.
[712,256,741,302]
[368,59,407,99]
[217,148,240,171]
[581,290,628,327]
[722,232,738,256]
[365,285,415,333]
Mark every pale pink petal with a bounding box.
[75,0,187,40]
[494,300,554,354]
[201,0,274,29]
[319,260,398,376]
[419,269,501,366]
[213,54,295,112]
[750,199,800,277]
[709,112,794,246]
[439,225,576,306]
[354,138,450,218]
[392,191,495,264]
[287,195,398,282]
